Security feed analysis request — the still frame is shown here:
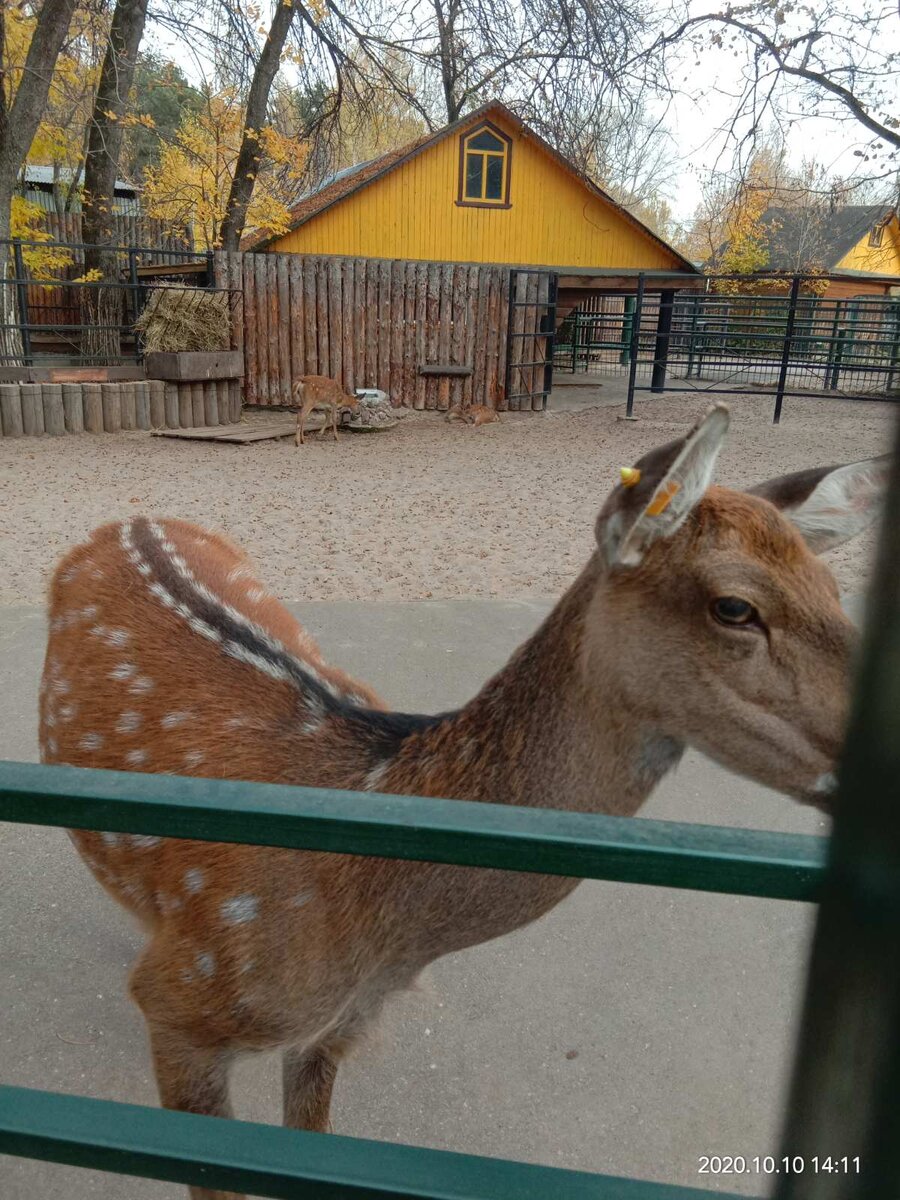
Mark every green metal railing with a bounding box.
[2,423,900,1197]
[0,763,817,1199]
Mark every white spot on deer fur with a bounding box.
[184,868,205,893]
[224,640,290,682]
[161,711,192,729]
[157,892,183,914]
[300,717,323,735]
[364,760,391,791]
[46,736,58,755]
[79,732,104,751]
[100,832,121,846]
[129,676,155,694]
[80,605,99,620]
[188,616,222,642]
[228,566,254,582]
[52,678,70,696]
[110,663,136,681]
[149,582,176,608]
[195,952,216,978]
[179,968,194,985]
[225,716,250,729]
[117,711,143,733]
[221,895,259,925]
[59,702,78,721]
[247,588,266,603]
[290,891,314,908]
[239,960,254,974]
[184,750,205,768]
[89,626,130,647]
[137,562,152,576]
[130,834,160,848]
[125,749,148,766]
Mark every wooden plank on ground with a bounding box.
[153,417,321,444]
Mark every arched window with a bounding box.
[457,123,512,207]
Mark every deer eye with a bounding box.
[712,597,757,626]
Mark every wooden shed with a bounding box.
[232,104,701,410]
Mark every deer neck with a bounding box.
[368,559,684,961]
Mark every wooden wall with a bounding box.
[215,251,554,411]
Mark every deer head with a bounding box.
[585,405,888,810]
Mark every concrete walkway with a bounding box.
[1,599,831,1198]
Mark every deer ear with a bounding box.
[597,405,730,567]
[748,456,890,553]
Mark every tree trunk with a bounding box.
[80,0,150,363]
[218,0,297,251]
[0,0,78,365]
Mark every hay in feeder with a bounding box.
[135,286,232,353]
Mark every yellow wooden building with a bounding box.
[751,206,900,299]
[246,101,696,289]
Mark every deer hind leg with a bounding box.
[145,1020,242,1200]
[282,1045,339,1132]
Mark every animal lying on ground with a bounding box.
[292,374,360,445]
[445,403,500,426]
[40,404,888,1200]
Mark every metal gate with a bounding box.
[504,269,558,410]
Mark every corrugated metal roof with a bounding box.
[21,165,136,194]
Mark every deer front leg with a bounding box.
[282,1044,338,1132]
[145,1020,243,1200]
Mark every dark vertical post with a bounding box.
[775,425,900,1200]
[824,299,842,389]
[540,273,557,410]
[571,310,579,372]
[12,240,33,366]
[624,274,645,420]
[650,288,675,393]
[503,270,516,406]
[620,296,635,364]
[772,274,802,424]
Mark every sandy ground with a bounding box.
[0,392,895,607]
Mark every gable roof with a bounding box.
[244,102,696,271]
[757,205,895,271]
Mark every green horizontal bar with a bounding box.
[0,1085,747,1200]
[0,760,827,900]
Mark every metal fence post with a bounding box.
[620,296,635,365]
[650,288,675,393]
[772,275,802,424]
[624,274,645,420]
[11,239,32,365]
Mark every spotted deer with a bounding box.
[40,406,888,1200]
[292,375,360,445]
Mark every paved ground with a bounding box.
[0,597,839,1199]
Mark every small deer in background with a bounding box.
[40,405,889,1200]
[446,403,500,426]
[292,375,360,445]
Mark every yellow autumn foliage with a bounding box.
[143,89,307,249]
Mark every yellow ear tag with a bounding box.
[619,467,641,488]
[645,479,681,517]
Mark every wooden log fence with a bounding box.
[215,251,552,411]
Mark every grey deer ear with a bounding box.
[748,455,891,554]
[597,404,730,567]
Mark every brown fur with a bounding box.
[39,444,868,1200]
[292,375,360,445]
[445,404,500,426]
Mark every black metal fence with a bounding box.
[555,275,900,422]
[0,238,229,367]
